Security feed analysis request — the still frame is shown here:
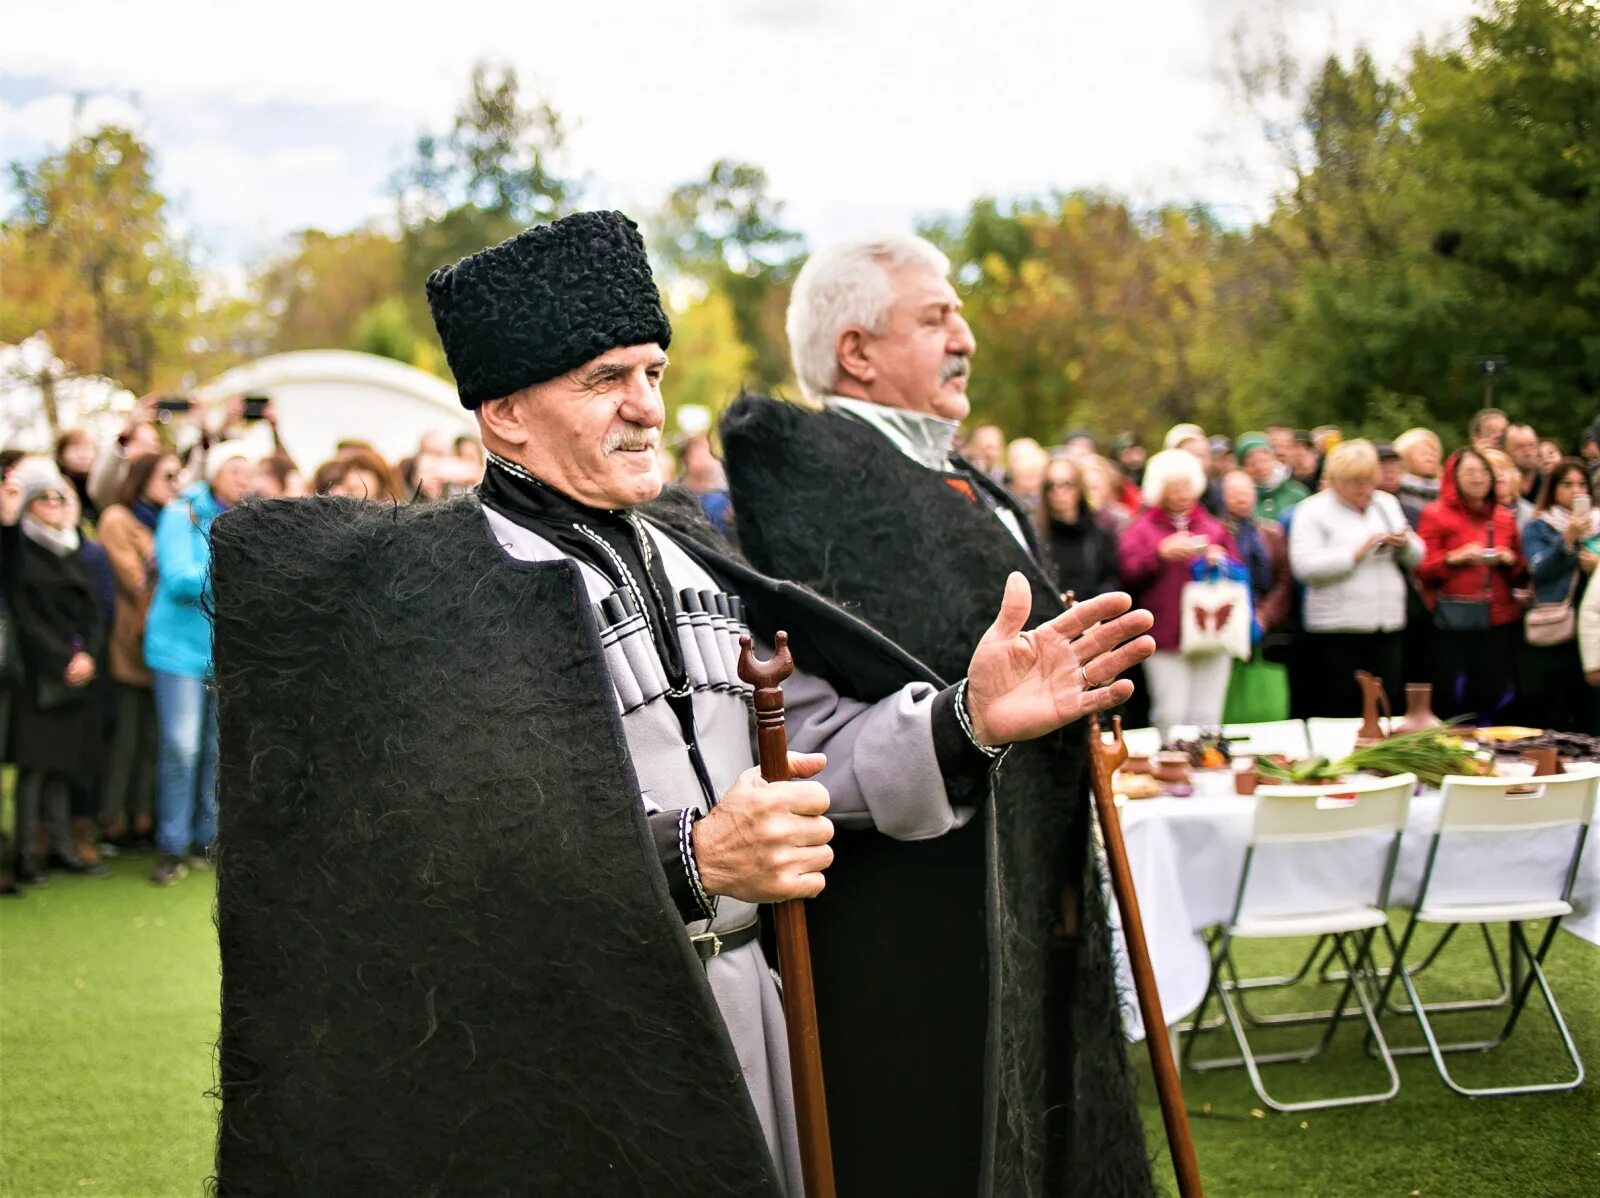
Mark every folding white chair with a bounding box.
[1182,774,1414,1111]
[1117,726,1163,758]
[1374,771,1598,1096]
[1305,717,1391,762]
[1223,720,1310,760]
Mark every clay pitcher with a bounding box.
[1355,670,1391,746]
[1394,683,1444,736]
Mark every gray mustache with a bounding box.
[604,426,661,454]
[940,355,971,384]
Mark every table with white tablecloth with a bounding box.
[1110,772,1600,1041]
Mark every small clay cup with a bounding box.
[1522,747,1560,777]
[1151,752,1191,785]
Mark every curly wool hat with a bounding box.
[425,210,673,409]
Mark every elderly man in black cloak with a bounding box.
[210,212,1153,1197]
[720,234,1159,1197]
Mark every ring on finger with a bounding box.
[1080,664,1100,690]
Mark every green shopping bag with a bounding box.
[1223,656,1290,723]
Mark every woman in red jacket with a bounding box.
[1416,448,1527,722]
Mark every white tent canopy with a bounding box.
[197,350,475,470]
[0,334,136,453]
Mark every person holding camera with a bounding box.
[144,442,254,886]
[1417,448,1526,721]
[1288,440,1423,718]
[1519,459,1597,731]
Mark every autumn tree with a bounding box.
[0,125,198,418]
[927,194,1229,443]
[255,227,406,357]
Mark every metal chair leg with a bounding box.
[1386,920,1585,1094]
[1208,931,1401,1112]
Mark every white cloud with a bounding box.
[0,90,146,144]
[2,0,1479,275]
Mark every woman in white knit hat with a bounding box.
[3,459,110,883]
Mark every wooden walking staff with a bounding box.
[1089,713,1203,1197]
[737,631,836,1198]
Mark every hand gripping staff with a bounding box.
[737,632,836,1198]
[1089,713,1203,1196]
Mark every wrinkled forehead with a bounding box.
[886,262,960,311]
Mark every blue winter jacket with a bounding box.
[144,481,224,679]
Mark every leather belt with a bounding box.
[691,920,760,962]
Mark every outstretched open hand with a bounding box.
[965,574,1155,748]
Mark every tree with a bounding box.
[661,285,754,429]
[654,160,804,391]
[255,227,406,354]
[395,62,580,371]
[1403,0,1600,432]
[0,125,198,409]
[1215,1,1600,441]
[928,194,1230,443]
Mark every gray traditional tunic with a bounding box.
[483,507,974,1193]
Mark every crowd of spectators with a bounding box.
[6,390,1598,895]
[958,408,1600,740]
[0,398,488,895]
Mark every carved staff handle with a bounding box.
[737,632,836,1198]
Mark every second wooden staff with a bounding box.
[1089,713,1203,1197]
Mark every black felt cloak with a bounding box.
[720,396,1155,1198]
[209,492,946,1197]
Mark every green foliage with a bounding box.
[662,285,754,429]
[930,194,1231,443]
[349,295,421,365]
[0,126,199,399]
[1222,0,1600,446]
[255,226,405,354]
[653,160,804,391]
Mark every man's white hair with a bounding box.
[786,234,952,403]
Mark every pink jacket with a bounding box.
[1118,506,1238,650]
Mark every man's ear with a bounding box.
[476,392,529,448]
[835,328,875,387]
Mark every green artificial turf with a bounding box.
[2,857,1597,1196]
[1,857,218,1196]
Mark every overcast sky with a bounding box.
[5,0,1480,281]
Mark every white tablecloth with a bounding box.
[1111,772,1600,1040]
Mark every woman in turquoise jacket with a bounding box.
[144,443,254,885]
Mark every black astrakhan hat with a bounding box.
[425,210,673,409]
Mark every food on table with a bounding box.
[1255,725,1481,788]
[1113,773,1165,800]
[1474,726,1545,743]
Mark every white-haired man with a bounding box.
[723,235,1157,1197]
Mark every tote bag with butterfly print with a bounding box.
[1179,561,1253,659]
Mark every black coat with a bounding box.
[4,526,105,777]
[723,397,1153,1198]
[1045,513,1120,601]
